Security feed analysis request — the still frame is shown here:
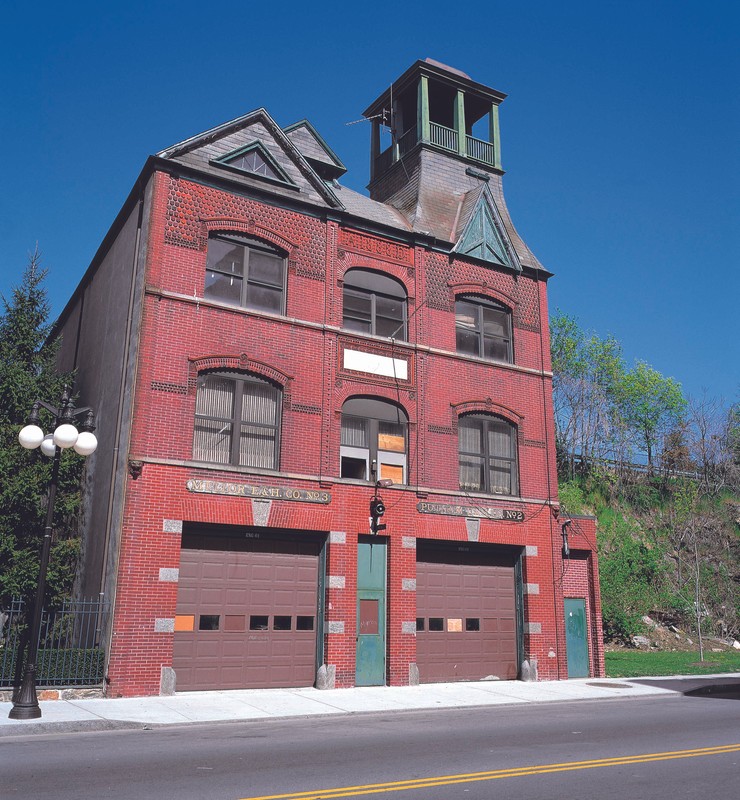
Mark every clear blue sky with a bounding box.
[2,1,738,403]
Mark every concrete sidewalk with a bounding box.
[2,674,737,737]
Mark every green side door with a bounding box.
[355,537,387,686]
[564,598,589,678]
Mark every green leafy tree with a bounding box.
[0,250,82,608]
[617,361,686,470]
[550,313,625,474]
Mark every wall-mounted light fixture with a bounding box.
[561,519,572,558]
[369,479,393,534]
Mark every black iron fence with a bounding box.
[0,598,109,687]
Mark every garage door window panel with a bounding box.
[198,615,220,630]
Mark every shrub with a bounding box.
[0,647,104,687]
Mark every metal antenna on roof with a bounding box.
[345,109,390,126]
[346,83,393,128]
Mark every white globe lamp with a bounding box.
[53,423,79,449]
[18,424,44,449]
[73,431,98,456]
[40,435,57,457]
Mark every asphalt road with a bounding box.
[5,692,739,800]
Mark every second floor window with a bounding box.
[343,269,407,340]
[193,373,281,469]
[455,296,512,362]
[205,234,286,314]
[458,414,518,496]
[340,397,408,484]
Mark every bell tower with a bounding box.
[360,59,540,272]
[364,59,506,199]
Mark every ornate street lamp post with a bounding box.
[9,388,97,720]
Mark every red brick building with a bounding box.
[55,59,604,697]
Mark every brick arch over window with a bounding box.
[334,383,416,420]
[338,261,414,302]
[447,282,517,312]
[200,217,299,264]
[451,399,523,431]
[187,355,291,395]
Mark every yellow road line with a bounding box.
[238,743,740,800]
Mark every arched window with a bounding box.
[204,233,286,314]
[343,269,407,340]
[193,372,281,469]
[340,397,408,484]
[455,296,512,362]
[458,414,518,495]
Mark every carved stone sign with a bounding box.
[187,479,331,504]
[417,501,525,522]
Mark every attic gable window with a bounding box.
[213,143,294,186]
[228,148,279,179]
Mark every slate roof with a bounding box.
[157,109,343,210]
[331,183,412,232]
[283,120,347,180]
[154,106,544,271]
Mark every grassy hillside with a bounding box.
[558,470,740,647]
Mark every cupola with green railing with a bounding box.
[364,59,506,189]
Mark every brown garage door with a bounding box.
[173,529,323,691]
[416,542,519,682]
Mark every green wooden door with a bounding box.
[355,537,386,686]
[564,598,589,678]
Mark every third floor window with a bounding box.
[343,269,407,340]
[205,234,286,314]
[455,296,512,362]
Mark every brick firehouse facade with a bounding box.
[55,59,604,697]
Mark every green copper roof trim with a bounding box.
[454,188,521,272]
[418,75,430,143]
[212,141,295,186]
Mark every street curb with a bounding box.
[0,719,143,739]
[0,689,678,739]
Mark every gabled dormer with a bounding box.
[453,185,522,273]
[156,108,343,211]
[283,119,347,182]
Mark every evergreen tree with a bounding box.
[0,250,82,607]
